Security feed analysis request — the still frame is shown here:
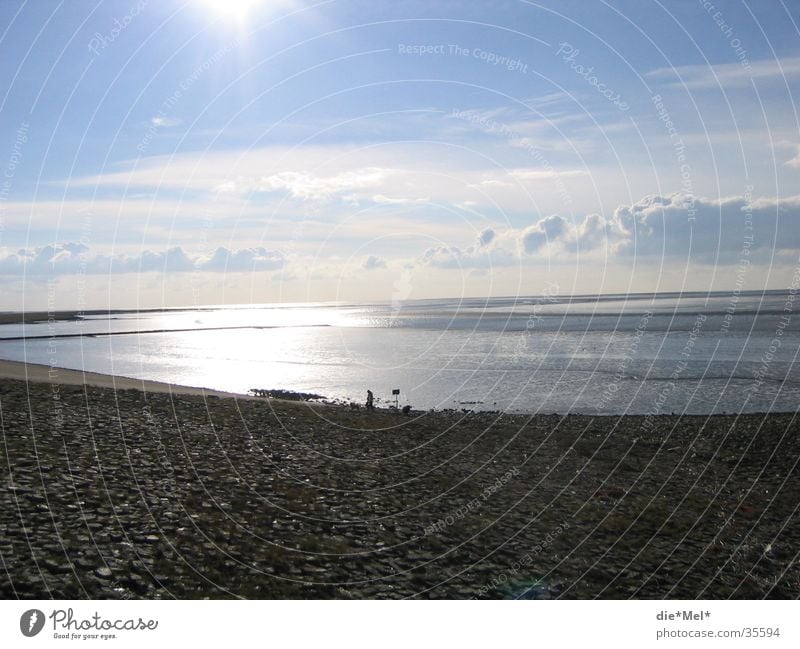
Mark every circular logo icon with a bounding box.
[20,609,45,637]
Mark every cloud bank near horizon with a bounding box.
[0,244,285,275]
[6,192,796,279]
[421,192,800,268]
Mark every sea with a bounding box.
[1,290,798,415]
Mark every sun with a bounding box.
[200,0,261,19]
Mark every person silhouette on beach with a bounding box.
[366,389,374,411]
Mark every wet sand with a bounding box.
[1,362,798,599]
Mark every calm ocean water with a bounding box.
[1,290,799,415]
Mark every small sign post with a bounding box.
[392,388,400,410]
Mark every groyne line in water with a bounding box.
[0,324,331,342]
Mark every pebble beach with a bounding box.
[1,362,798,599]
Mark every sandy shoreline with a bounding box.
[0,359,250,400]
[1,363,798,599]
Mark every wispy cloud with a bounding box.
[63,144,588,215]
[150,116,182,128]
[510,168,587,181]
[784,146,800,168]
[256,168,392,200]
[646,56,800,89]
[371,194,429,205]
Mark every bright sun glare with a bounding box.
[201,0,261,19]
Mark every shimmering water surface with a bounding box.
[1,290,798,414]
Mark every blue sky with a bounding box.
[0,0,798,309]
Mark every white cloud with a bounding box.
[9,193,796,279]
[524,91,575,109]
[133,247,196,273]
[362,255,387,270]
[258,168,391,201]
[473,179,512,188]
[420,192,800,267]
[371,194,429,205]
[64,144,589,215]
[198,247,285,272]
[609,193,800,260]
[646,56,800,89]
[784,146,800,168]
[0,244,285,275]
[510,168,587,181]
[271,270,299,283]
[150,116,182,127]
[521,214,571,253]
[421,227,516,269]
[67,147,410,195]
[477,227,495,247]
[516,193,800,261]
